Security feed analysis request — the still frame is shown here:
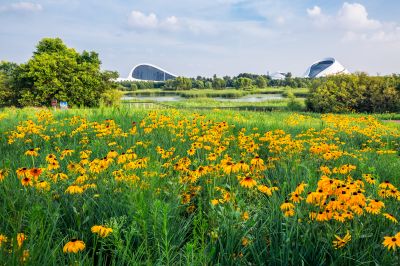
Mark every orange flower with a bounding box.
[21,177,32,187]
[63,239,85,253]
[29,168,42,179]
[17,233,26,248]
[25,148,39,157]
[239,176,257,188]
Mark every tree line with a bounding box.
[118,73,312,91]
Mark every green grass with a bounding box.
[0,107,399,265]
[163,97,305,111]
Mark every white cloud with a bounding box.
[338,2,381,31]
[306,5,330,28]
[162,16,180,31]
[306,6,321,18]
[128,11,158,29]
[307,3,381,31]
[127,11,183,32]
[0,2,43,12]
[306,2,400,43]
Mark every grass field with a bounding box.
[0,107,399,265]
[163,97,306,110]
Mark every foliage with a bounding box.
[100,89,123,106]
[306,73,400,113]
[0,38,117,107]
[255,76,267,88]
[212,77,226,89]
[286,91,303,111]
[164,77,192,90]
[0,61,20,107]
[234,77,253,89]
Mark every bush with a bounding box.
[306,73,400,113]
[286,92,303,111]
[100,89,123,106]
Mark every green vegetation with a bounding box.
[117,72,312,91]
[162,97,305,111]
[0,107,399,265]
[124,87,308,98]
[307,73,400,113]
[0,38,117,107]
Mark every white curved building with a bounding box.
[118,63,177,82]
[304,58,349,78]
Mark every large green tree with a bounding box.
[15,38,117,107]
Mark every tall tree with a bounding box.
[16,38,115,107]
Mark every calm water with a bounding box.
[122,94,283,102]
[121,95,184,102]
[214,94,283,102]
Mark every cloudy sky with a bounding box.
[0,0,399,77]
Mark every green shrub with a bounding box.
[100,89,123,106]
[286,91,303,111]
[306,73,400,113]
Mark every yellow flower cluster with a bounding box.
[2,109,399,256]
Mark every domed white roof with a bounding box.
[304,57,349,78]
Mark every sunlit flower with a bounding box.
[280,200,294,211]
[242,237,250,246]
[29,168,42,179]
[60,149,74,159]
[284,209,295,217]
[16,167,29,178]
[91,225,113,238]
[17,233,26,248]
[25,148,39,157]
[63,238,85,253]
[211,199,219,206]
[383,235,400,251]
[35,180,50,191]
[65,185,84,194]
[383,213,398,224]
[0,169,7,182]
[239,176,257,188]
[0,234,8,247]
[21,176,32,187]
[258,185,272,196]
[290,192,303,203]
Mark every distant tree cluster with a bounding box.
[118,80,164,91]
[306,73,400,113]
[0,38,118,107]
[117,72,311,91]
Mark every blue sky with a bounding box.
[1,0,399,77]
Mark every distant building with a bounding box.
[269,72,287,80]
[117,63,177,82]
[304,57,349,78]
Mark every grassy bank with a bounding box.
[164,97,305,110]
[0,107,399,265]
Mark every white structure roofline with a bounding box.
[127,63,177,81]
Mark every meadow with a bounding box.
[0,107,399,265]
